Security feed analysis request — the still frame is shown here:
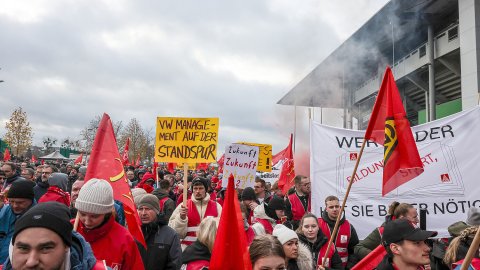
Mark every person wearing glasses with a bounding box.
[33,164,56,201]
[254,178,270,204]
[285,175,311,231]
[1,162,26,193]
[318,195,359,269]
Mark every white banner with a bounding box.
[311,106,480,239]
[257,160,284,184]
[222,144,259,189]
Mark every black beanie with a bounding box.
[192,177,208,190]
[13,202,73,246]
[268,197,286,211]
[241,187,256,201]
[7,180,35,200]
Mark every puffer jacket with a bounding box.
[287,241,313,270]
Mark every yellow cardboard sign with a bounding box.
[237,142,272,172]
[155,117,219,163]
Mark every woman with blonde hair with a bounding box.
[181,216,219,269]
[249,235,286,270]
[443,226,480,268]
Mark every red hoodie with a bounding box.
[136,172,155,193]
[74,216,144,270]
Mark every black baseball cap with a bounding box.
[382,219,437,245]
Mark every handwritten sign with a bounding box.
[155,117,219,163]
[222,143,259,188]
[237,142,272,172]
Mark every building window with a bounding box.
[448,26,458,41]
[419,45,426,58]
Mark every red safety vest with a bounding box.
[316,242,336,268]
[159,197,169,213]
[254,218,274,234]
[181,199,218,246]
[318,218,352,267]
[288,193,311,220]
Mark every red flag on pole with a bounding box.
[196,163,208,171]
[277,134,295,194]
[364,67,424,196]
[351,245,386,270]
[167,162,176,174]
[31,154,37,163]
[209,174,252,270]
[217,154,224,173]
[74,153,83,164]
[84,113,146,247]
[122,138,130,165]
[3,148,11,161]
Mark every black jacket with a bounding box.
[152,189,176,222]
[33,181,49,201]
[139,215,182,270]
[298,231,344,270]
[321,211,360,269]
[375,255,395,270]
[181,240,211,265]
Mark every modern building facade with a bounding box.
[279,0,479,130]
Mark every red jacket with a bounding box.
[182,260,209,270]
[74,216,144,270]
[38,186,71,207]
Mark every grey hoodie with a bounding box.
[48,173,68,192]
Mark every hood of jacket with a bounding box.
[253,203,275,222]
[321,209,345,227]
[182,240,211,264]
[191,192,211,205]
[152,188,169,200]
[70,231,97,270]
[296,241,313,270]
[48,172,68,191]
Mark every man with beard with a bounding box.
[318,195,359,269]
[285,175,311,230]
[1,163,26,192]
[137,194,182,269]
[0,180,36,263]
[33,165,56,201]
[169,177,222,249]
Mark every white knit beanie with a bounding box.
[75,178,114,214]
[273,224,298,245]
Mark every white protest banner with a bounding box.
[222,143,259,188]
[311,106,480,239]
[257,160,284,184]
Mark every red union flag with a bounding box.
[3,148,11,161]
[74,153,83,164]
[277,134,295,194]
[364,67,424,196]
[85,113,145,247]
[122,137,130,165]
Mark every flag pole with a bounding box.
[73,212,80,231]
[183,163,188,207]
[321,139,367,267]
[460,228,480,270]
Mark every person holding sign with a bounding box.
[168,177,222,250]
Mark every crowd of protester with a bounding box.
[0,159,479,269]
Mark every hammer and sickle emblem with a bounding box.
[109,158,125,182]
[384,119,398,164]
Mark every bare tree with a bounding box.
[42,136,58,153]
[118,118,148,164]
[80,115,123,153]
[4,107,33,156]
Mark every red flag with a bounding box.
[351,245,386,270]
[31,155,37,163]
[364,67,424,196]
[209,174,252,270]
[122,138,130,165]
[217,154,224,173]
[167,162,176,173]
[277,134,295,194]
[74,153,83,164]
[152,162,158,181]
[135,154,141,167]
[84,113,146,247]
[3,148,11,161]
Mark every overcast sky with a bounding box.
[0,0,388,160]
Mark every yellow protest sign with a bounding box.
[237,142,272,172]
[155,117,219,163]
